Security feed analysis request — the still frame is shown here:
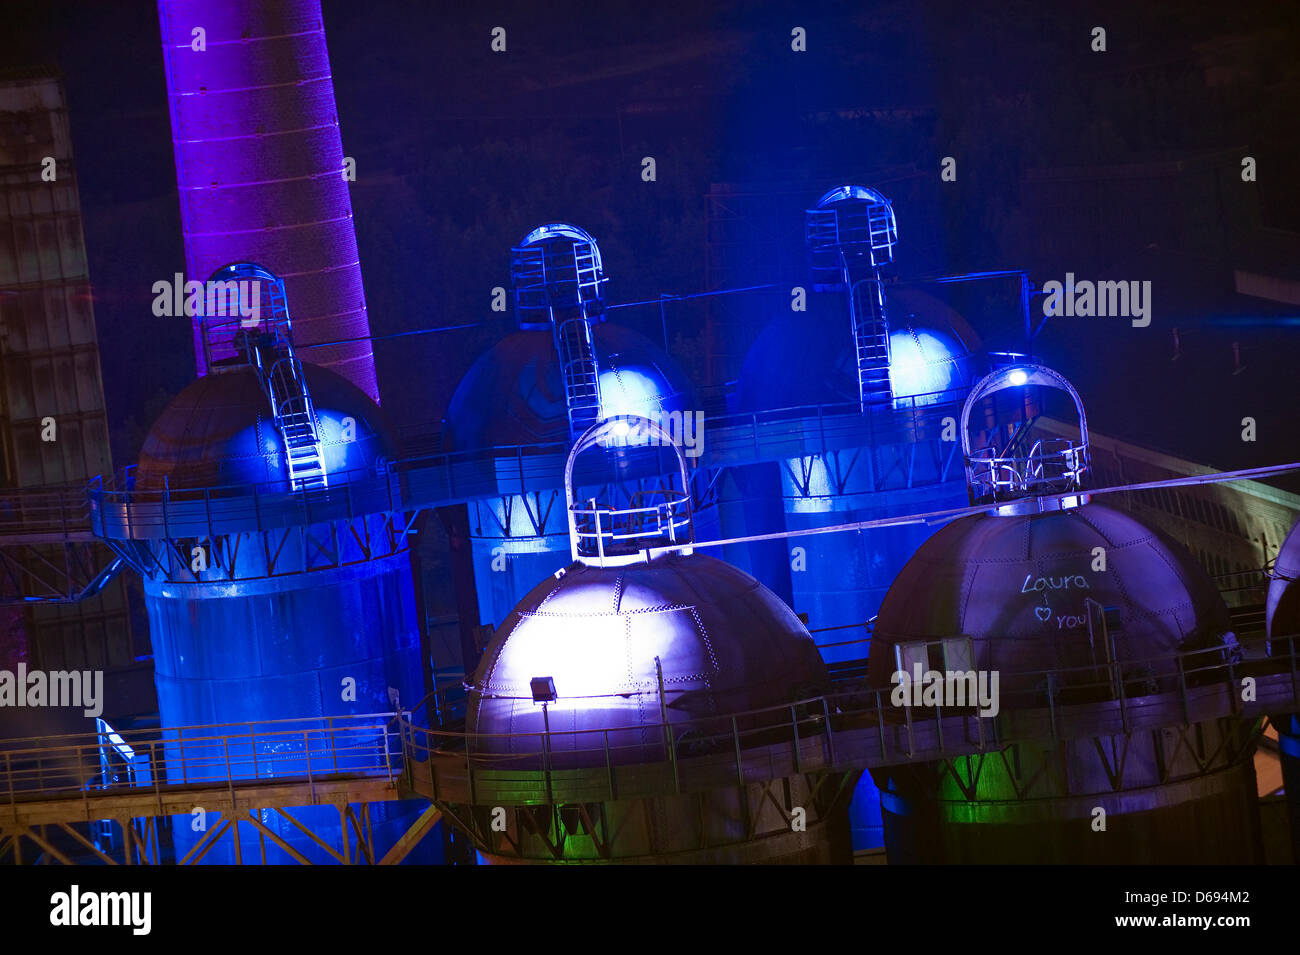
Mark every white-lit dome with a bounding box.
[467,552,827,764]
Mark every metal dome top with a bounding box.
[814,184,891,208]
[466,548,828,762]
[1266,516,1300,647]
[206,261,278,284]
[866,502,1232,694]
[443,324,695,451]
[156,261,348,492]
[196,261,289,372]
[134,363,393,492]
[516,222,604,257]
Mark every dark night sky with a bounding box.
[3,0,1299,484]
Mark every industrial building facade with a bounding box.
[0,2,1297,875]
[0,69,144,724]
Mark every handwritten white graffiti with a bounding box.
[1022,573,1093,629]
[1020,573,1091,594]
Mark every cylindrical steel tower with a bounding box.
[866,364,1262,863]
[733,186,980,647]
[157,0,379,400]
[121,267,424,863]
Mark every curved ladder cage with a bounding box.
[511,223,608,440]
[805,184,898,281]
[200,262,328,492]
[565,416,694,566]
[511,223,608,330]
[959,363,1090,507]
[199,261,291,371]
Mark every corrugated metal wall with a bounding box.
[0,71,142,695]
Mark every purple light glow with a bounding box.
[157,0,380,401]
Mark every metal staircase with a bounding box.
[203,262,328,492]
[553,313,602,437]
[865,201,896,266]
[849,276,893,407]
[267,358,328,491]
[263,276,287,334]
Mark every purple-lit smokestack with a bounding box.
[157,0,379,401]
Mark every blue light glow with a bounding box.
[888,328,965,404]
[785,456,834,513]
[597,367,667,418]
[816,184,890,207]
[1008,368,1028,386]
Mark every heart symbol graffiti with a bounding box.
[1035,606,1052,622]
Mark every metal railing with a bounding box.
[702,388,968,458]
[3,635,1299,813]
[967,438,1089,503]
[809,619,873,664]
[569,492,693,561]
[398,632,1300,804]
[0,484,95,540]
[74,391,970,545]
[0,714,403,810]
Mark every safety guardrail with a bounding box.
[0,714,403,810]
[0,485,95,539]
[397,633,1299,804]
[71,393,970,544]
[3,637,1298,814]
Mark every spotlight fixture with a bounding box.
[530,676,558,704]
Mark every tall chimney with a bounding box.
[157,0,379,401]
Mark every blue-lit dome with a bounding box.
[887,325,967,405]
[444,323,694,450]
[135,364,393,491]
[735,287,979,413]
